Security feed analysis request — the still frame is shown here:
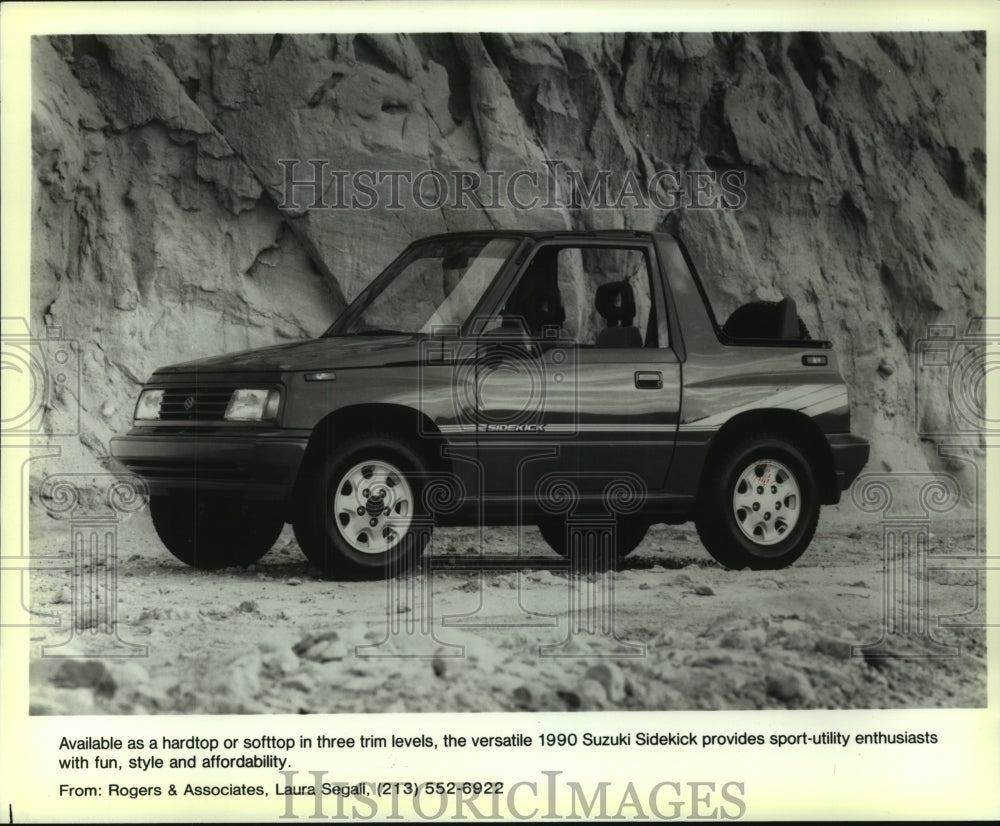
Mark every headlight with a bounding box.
[134,389,164,420]
[224,388,281,421]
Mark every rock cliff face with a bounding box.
[30,32,986,490]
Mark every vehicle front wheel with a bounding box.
[537,517,649,569]
[695,435,819,570]
[150,493,283,569]
[293,434,431,579]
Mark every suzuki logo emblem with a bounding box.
[183,396,195,411]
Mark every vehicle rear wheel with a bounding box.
[537,517,649,570]
[150,493,283,569]
[293,434,431,579]
[695,434,819,570]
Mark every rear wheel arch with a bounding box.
[697,409,838,505]
[695,433,819,569]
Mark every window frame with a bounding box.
[479,239,671,350]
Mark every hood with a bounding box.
[153,335,426,375]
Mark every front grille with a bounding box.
[159,387,236,421]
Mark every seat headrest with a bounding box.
[595,280,637,327]
[504,249,565,330]
[536,296,566,327]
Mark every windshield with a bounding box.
[326,237,519,336]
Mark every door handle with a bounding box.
[634,371,662,389]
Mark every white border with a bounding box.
[2,1,998,821]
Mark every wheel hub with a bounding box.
[365,492,386,517]
[732,459,800,547]
[333,460,414,554]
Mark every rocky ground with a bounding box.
[26,509,986,715]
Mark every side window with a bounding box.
[494,245,661,348]
[556,247,655,347]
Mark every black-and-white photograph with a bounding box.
[2,1,997,821]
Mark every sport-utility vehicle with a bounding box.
[111,230,870,578]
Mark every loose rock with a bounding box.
[512,685,537,711]
[585,662,627,702]
[815,637,854,661]
[765,665,815,703]
[577,678,608,706]
[51,660,116,698]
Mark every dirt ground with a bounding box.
[26,508,987,714]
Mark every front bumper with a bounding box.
[109,429,310,500]
[828,433,870,492]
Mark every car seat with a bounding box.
[503,248,565,334]
[774,297,800,340]
[722,297,806,340]
[594,280,643,348]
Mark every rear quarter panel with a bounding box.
[654,234,851,498]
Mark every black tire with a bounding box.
[537,516,649,569]
[150,493,283,569]
[695,434,819,570]
[293,433,431,579]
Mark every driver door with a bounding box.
[473,241,681,507]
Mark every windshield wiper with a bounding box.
[352,328,409,336]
